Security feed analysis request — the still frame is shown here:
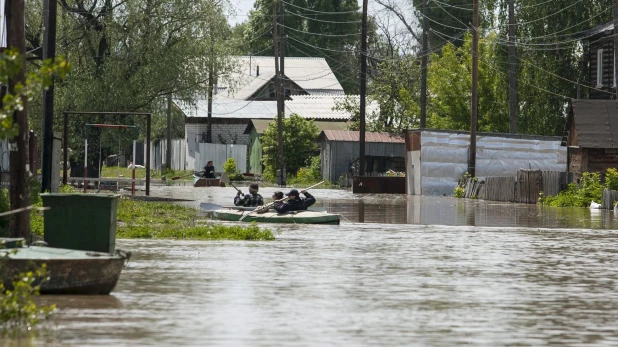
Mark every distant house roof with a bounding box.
[567,99,618,148]
[181,95,371,121]
[285,95,379,120]
[576,22,613,39]
[319,130,405,143]
[219,56,344,99]
[177,98,279,119]
[244,119,349,135]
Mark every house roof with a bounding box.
[319,130,405,143]
[220,56,344,99]
[569,99,618,148]
[576,22,613,39]
[177,98,279,119]
[245,119,349,135]
[181,95,371,121]
[285,95,379,120]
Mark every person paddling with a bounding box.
[203,160,216,178]
[274,189,315,213]
[234,183,264,207]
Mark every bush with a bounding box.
[606,168,618,191]
[0,265,55,332]
[540,171,605,207]
[453,186,465,198]
[223,158,237,174]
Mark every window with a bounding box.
[612,55,616,88]
[597,49,604,87]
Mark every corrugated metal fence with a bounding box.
[601,189,618,209]
[195,143,247,173]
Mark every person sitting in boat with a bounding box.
[274,189,315,213]
[234,183,264,207]
[202,161,216,178]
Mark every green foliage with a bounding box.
[540,172,606,207]
[427,33,509,133]
[116,198,274,240]
[223,158,237,174]
[228,173,245,182]
[453,186,465,198]
[261,115,319,177]
[290,155,322,184]
[605,168,618,191]
[0,49,70,140]
[0,265,55,332]
[117,222,275,241]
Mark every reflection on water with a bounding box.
[325,195,618,229]
[9,186,618,346]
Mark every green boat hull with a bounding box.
[212,209,340,225]
[0,241,129,295]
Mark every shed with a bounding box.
[563,99,618,180]
[319,130,405,182]
[405,129,566,196]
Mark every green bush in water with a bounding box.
[0,264,55,333]
[539,172,604,207]
[117,222,275,240]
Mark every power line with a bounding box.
[281,0,360,15]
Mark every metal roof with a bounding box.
[219,56,344,99]
[576,22,613,39]
[177,98,279,119]
[320,130,405,143]
[245,119,349,134]
[285,95,379,120]
[570,99,618,148]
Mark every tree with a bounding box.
[427,33,508,132]
[261,115,319,177]
[25,0,235,157]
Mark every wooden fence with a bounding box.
[462,170,566,204]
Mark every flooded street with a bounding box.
[14,186,618,346]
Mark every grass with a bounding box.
[98,166,195,180]
[27,184,275,241]
[116,198,275,240]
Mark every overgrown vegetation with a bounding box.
[115,198,275,240]
[539,169,618,207]
[0,264,55,333]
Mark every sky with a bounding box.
[227,0,377,26]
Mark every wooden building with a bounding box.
[319,130,405,183]
[563,99,618,181]
[580,22,616,100]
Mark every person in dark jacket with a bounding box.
[234,183,264,207]
[274,189,315,213]
[203,160,216,178]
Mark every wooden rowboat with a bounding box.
[193,175,220,187]
[211,208,340,225]
[0,238,129,295]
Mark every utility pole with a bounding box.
[273,0,285,185]
[207,33,214,143]
[419,0,428,128]
[359,0,368,176]
[613,0,618,99]
[7,0,31,239]
[166,94,172,171]
[280,0,285,109]
[508,0,517,133]
[41,0,58,192]
[469,0,478,177]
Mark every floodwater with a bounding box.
[9,186,618,346]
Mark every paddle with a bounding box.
[239,181,325,220]
[199,202,327,213]
[230,182,244,196]
[171,171,203,180]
